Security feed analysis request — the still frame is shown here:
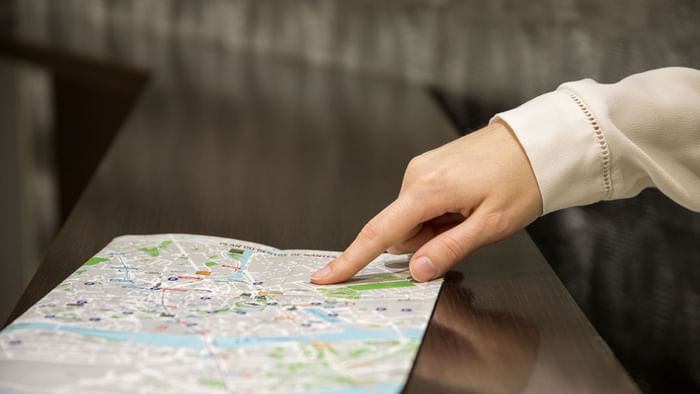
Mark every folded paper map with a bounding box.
[0,234,443,393]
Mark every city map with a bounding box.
[0,234,443,393]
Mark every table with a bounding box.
[7,39,638,393]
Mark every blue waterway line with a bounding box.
[309,382,402,394]
[2,322,424,349]
[211,248,254,282]
[304,308,340,323]
[239,249,253,270]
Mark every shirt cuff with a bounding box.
[490,89,609,214]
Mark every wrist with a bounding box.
[490,89,608,214]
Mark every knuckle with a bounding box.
[438,233,464,263]
[328,256,345,270]
[482,210,513,239]
[404,156,423,179]
[404,155,451,197]
[359,221,383,245]
[414,169,447,193]
[405,153,434,176]
[407,155,425,171]
[330,253,358,275]
[386,244,404,254]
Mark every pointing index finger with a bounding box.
[311,196,430,284]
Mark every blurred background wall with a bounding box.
[2,0,700,392]
[0,0,57,333]
[13,0,700,110]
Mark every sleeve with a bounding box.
[491,67,700,215]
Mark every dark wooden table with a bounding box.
[8,40,639,393]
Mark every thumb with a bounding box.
[409,209,500,282]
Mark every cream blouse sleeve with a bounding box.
[492,67,700,214]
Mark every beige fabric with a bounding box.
[493,67,700,214]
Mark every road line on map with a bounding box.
[169,234,200,272]
[116,255,131,281]
[201,333,234,393]
[154,249,233,393]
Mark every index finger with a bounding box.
[311,196,434,284]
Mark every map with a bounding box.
[0,234,443,393]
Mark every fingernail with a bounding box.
[311,265,332,281]
[411,256,437,282]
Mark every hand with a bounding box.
[311,120,542,284]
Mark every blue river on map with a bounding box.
[208,248,253,282]
[303,307,341,323]
[3,322,424,349]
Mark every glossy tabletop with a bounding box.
[8,39,638,393]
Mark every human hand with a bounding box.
[311,120,542,284]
